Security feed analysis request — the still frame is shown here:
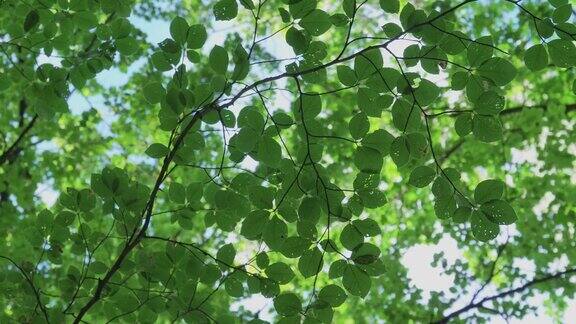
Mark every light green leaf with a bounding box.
[145,143,169,158]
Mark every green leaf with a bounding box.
[409,166,436,188]
[256,252,269,268]
[24,10,40,32]
[473,115,503,143]
[258,137,282,167]
[241,210,269,240]
[337,65,357,86]
[340,224,363,250]
[414,79,440,106]
[471,210,500,242]
[552,4,572,23]
[214,0,239,21]
[298,247,323,278]
[263,216,287,250]
[390,136,409,167]
[318,284,347,307]
[478,58,517,86]
[524,44,548,71]
[342,264,371,297]
[266,262,295,284]
[116,37,139,56]
[217,243,236,266]
[351,243,380,265]
[170,17,189,44]
[299,9,332,36]
[480,200,517,225]
[354,146,383,174]
[143,82,165,104]
[547,39,576,68]
[349,112,369,139]
[169,182,186,204]
[187,24,208,49]
[352,218,381,237]
[354,49,383,80]
[145,143,169,158]
[474,91,505,115]
[209,45,229,75]
[454,114,473,137]
[474,179,504,204]
[380,0,400,13]
[274,293,302,316]
[382,23,403,38]
[467,36,493,67]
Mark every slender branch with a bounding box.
[432,267,576,323]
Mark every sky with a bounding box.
[34,3,576,323]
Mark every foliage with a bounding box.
[0,0,575,323]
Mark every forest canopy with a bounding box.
[0,0,575,322]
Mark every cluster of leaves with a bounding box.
[0,0,575,323]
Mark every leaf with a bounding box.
[143,82,165,104]
[524,44,548,71]
[455,114,473,137]
[209,45,229,75]
[265,262,295,284]
[170,17,189,44]
[349,112,369,139]
[409,166,436,188]
[354,146,383,174]
[214,0,239,21]
[24,10,40,32]
[471,210,500,242]
[474,91,505,115]
[382,23,403,38]
[478,58,517,86]
[216,243,236,266]
[480,200,517,225]
[145,143,169,158]
[187,24,208,49]
[351,243,380,265]
[467,36,493,67]
[390,136,409,167]
[473,115,502,143]
[169,182,186,204]
[299,9,332,36]
[318,284,347,307]
[258,137,282,167]
[352,218,381,237]
[547,39,576,68]
[380,0,399,13]
[274,293,302,316]
[263,216,287,250]
[340,224,363,250]
[241,210,269,240]
[298,247,323,278]
[354,49,383,80]
[474,179,505,204]
[342,264,371,297]
[337,65,357,86]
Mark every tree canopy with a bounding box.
[0,0,575,322]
